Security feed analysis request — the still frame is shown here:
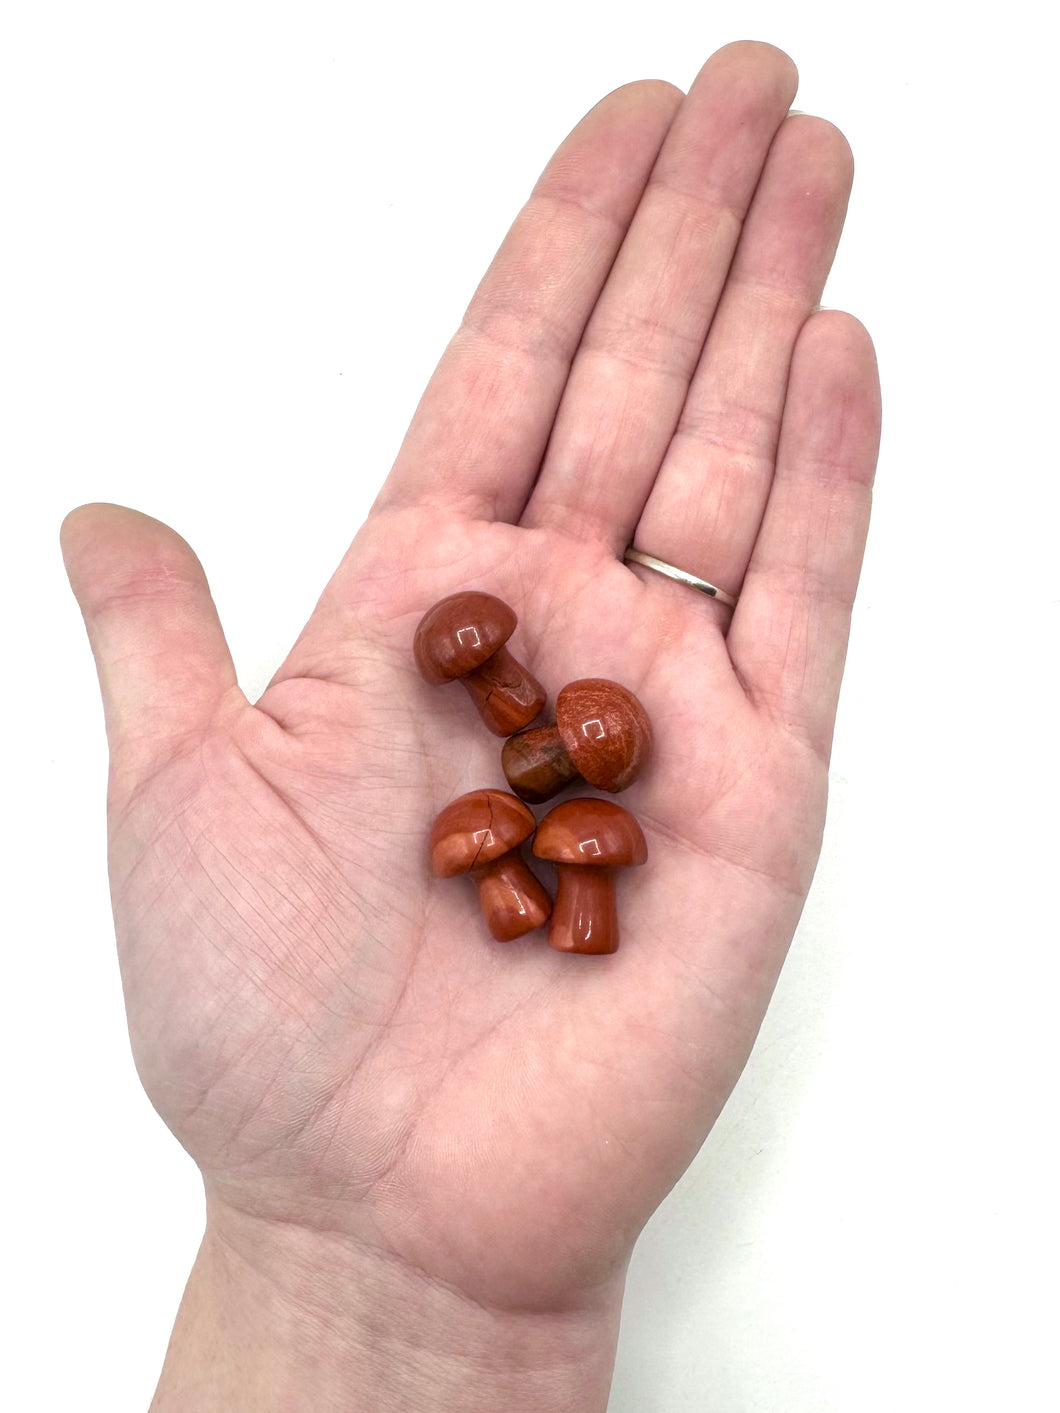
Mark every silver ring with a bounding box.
[623,548,738,608]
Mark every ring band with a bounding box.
[623,548,738,608]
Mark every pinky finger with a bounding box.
[727,311,881,762]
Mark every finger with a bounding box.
[61,503,240,782]
[727,312,881,761]
[630,116,854,604]
[520,41,798,546]
[372,80,683,523]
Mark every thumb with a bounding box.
[61,503,240,780]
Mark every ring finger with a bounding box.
[628,114,854,606]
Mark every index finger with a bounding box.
[371,80,682,523]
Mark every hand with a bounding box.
[62,41,880,1410]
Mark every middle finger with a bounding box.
[520,41,797,544]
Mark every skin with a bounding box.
[62,42,881,1410]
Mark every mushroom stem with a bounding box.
[549,865,619,955]
[473,853,552,941]
[501,725,580,803]
[460,645,546,736]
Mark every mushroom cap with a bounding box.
[555,679,652,792]
[414,591,517,684]
[429,789,537,877]
[533,798,648,867]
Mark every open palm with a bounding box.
[63,43,880,1323]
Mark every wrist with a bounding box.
[150,1202,626,1412]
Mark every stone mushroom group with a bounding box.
[415,590,651,955]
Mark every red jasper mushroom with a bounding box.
[502,678,652,804]
[429,789,551,941]
[414,591,546,736]
[533,798,647,955]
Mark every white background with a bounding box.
[3,1,1058,1408]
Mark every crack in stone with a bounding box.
[469,793,494,872]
